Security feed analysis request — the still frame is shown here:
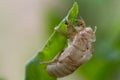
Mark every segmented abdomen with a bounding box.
[46,56,80,77]
[46,45,85,77]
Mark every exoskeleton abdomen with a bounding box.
[46,43,93,77]
[46,57,80,77]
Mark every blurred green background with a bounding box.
[45,0,120,80]
[0,0,120,80]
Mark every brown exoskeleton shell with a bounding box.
[41,19,96,78]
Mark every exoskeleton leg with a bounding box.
[65,19,77,34]
[93,26,97,34]
[54,19,77,39]
[88,26,97,42]
[40,49,64,65]
[54,26,68,38]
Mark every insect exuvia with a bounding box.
[41,19,97,78]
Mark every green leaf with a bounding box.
[25,2,78,80]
